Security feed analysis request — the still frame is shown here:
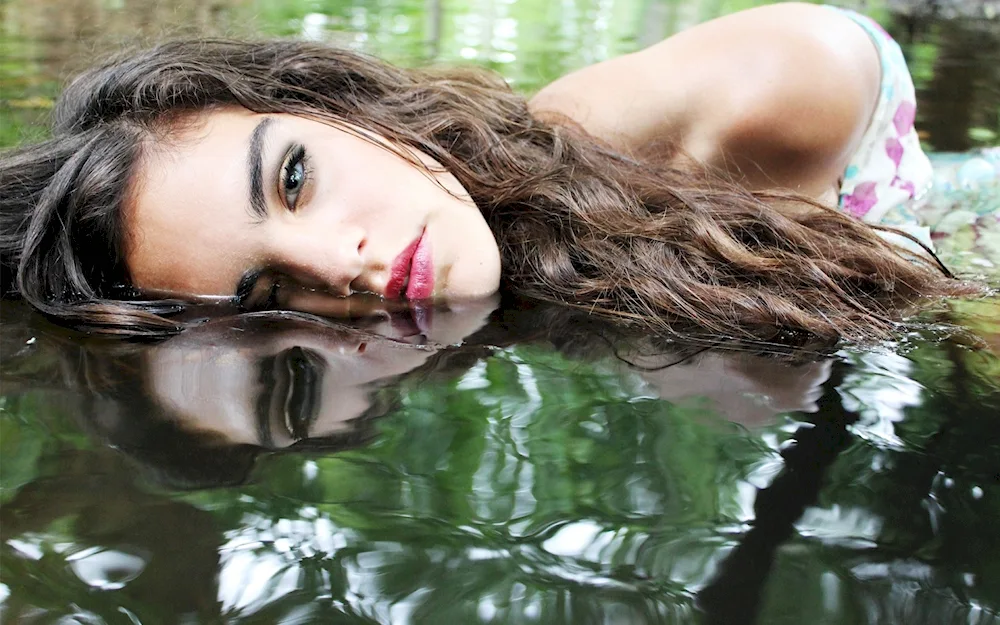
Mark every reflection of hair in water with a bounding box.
[1,302,400,489]
[1,300,837,489]
[465,293,842,363]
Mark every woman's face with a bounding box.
[126,108,502,314]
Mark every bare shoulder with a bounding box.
[529,3,883,196]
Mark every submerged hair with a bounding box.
[0,39,977,341]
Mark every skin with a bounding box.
[146,308,833,448]
[128,3,882,310]
[148,324,431,447]
[623,351,834,426]
[147,304,833,446]
[146,299,498,447]
[530,3,882,204]
[127,111,502,314]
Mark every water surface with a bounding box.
[2,286,999,623]
[1,1,999,623]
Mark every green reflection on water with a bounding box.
[2,296,999,623]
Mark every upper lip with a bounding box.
[385,232,423,299]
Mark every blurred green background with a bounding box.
[2,0,998,150]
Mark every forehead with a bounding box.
[126,108,265,299]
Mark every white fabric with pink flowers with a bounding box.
[831,7,934,229]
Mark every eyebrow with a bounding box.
[247,116,274,222]
[236,117,275,305]
[255,353,277,448]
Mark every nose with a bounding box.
[275,223,366,297]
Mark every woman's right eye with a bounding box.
[279,145,310,211]
[281,346,323,440]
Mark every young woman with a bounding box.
[0,3,978,343]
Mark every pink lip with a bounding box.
[385,230,434,300]
[406,231,434,300]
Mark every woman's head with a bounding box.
[0,38,977,342]
[2,39,521,334]
[144,313,440,450]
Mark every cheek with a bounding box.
[437,207,502,295]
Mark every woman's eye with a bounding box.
[262,281,282,310]
[280,145,309,211]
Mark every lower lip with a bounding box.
[405,233,434,300]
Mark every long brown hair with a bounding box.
[0,39,978,341]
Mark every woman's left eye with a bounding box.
[280,145,309,211]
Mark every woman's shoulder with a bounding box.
[529,3,883,197]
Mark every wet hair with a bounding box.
[0,39,979,342]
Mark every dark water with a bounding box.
[2,0,1000,623]
[2,292,999,624]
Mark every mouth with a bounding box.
[386,229,434,300]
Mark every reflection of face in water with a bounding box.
[146,300,497,448]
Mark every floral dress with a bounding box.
[829,6,999,261]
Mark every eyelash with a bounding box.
[262,280,282,310]
[243,144,308,311]
[236,272,282,313]
[279,144,310,211]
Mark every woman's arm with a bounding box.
[529,2,882,202]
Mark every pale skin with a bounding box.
[127,3,883,312]
[148,322,418,447]
[128,115,503,316]
[530,2,881,203]
[148,318,438,447]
